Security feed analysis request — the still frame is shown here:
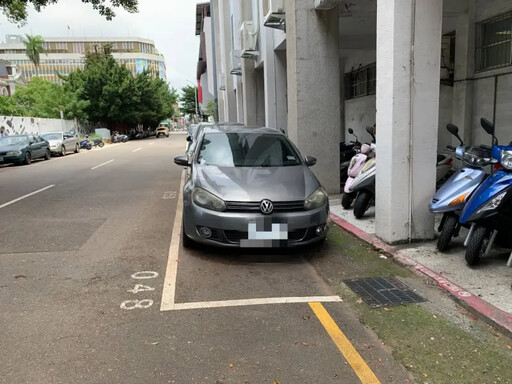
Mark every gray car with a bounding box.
[174,124,329,248]
[41,132,79,156]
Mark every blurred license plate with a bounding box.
[247,222,288,240]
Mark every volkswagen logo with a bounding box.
[260,199,274,214]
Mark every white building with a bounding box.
[0,35,167,83]
[200,0,512,244]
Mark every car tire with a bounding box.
[341,192,354,209]
[24,152,32,165]
[436,214,458,252]
[45,149,51,160]
[74,144,80,153]
[353,191,372,219]
[465,225,489,266]
[61,146,66,156]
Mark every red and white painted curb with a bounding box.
[329,212,512,338]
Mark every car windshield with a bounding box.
[197,132,302,167]
[0,136,28,146]
[41,133,62,141]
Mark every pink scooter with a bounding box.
[341,126,376,209]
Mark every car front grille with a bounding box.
[225,200,305,213]
[224,228,308,244]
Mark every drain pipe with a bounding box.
[408,0,417,243]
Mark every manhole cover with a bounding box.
[344,276,425,308]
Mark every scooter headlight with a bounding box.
[476,191,507,215]
[500,150,512,170]
[463,151,492,166]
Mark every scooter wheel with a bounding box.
[354,191,372,219]
[436,214,458,252]
[465,226,489,266]
[341,193,354,209]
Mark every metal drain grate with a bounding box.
[344,276,425,308]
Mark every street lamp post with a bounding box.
[185,80,200,122]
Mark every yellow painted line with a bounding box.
[309,302,381,384]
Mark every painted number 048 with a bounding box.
[120,271,158,310]
[120,299,153,310]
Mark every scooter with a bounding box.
[342,126,376,209]
[90,138,105,147]
[459,118,512,267]
[429,123,491,251]
[112,134,128,143]
[340,128,362,188]
[79,138,92,150]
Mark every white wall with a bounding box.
[0,116,82,135]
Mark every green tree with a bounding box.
[23,34,45,76]
[0,95,26,116]
[205,99,215,118]
[12,77,81,119]
[179,86,198,117]
[1,0,138,24]
[64,47,177,130]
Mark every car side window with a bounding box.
[28,135,35,144]
[35,136,44,142]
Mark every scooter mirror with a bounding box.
[348,128,354,134]
[447,123,463,145]
[366,126,376,142]
[480,118,495,136]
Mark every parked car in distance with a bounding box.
[174,124,329,248]
[0,134,51,165]
[156,126,170,138]
[41,132,79,156]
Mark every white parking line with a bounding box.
[160,170,185,311]
[166,296,342,311]
[91,159,114,170]
[0,185,55,210]
[133,148,142,153]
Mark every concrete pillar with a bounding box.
[285,0,341,194]
[375,0,443,243]
[275,49,288,133]
[212,0,225,122]
[218,0,238,123]
[240,0,258,125]
[452,1,476,145]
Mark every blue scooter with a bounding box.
[429,123,491,251]
[459,118,512,266]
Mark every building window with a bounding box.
[476,11,512,72]
[73,42,85,53]
[56,42,68,51]
[345,63,376,100]
[122,41,134,51]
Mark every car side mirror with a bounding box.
[174,155,190,167]
[304,156,317,167]
[186,136,192,142]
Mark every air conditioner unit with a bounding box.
[264,0,286,30]
[230,50,242,76]
[218,72,226,91]
[241,21,259,60]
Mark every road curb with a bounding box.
[329,212,512,339]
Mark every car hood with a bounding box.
[0,143,26,152]
[194,165,320,202]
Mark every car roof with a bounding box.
[5,134,29,137]
[202,123,283,135]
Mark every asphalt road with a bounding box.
[0,136,411,384]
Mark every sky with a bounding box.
[0,0,203,89]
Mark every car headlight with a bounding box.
[501,150,512,170]
[192,187,226,212]
[476,191,507,215]
[6,151,21,156]
[305,187,328,210]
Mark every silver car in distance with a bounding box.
[174,125,329,248]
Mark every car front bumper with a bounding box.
[183,201,330,248]
[0,152,25,163]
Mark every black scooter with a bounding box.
[340,128,361,187]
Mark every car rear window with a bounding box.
[41,133,62,141]
[0,136,28,146]
[197,132,302,167]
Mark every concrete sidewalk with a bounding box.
[329,202,512,338]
